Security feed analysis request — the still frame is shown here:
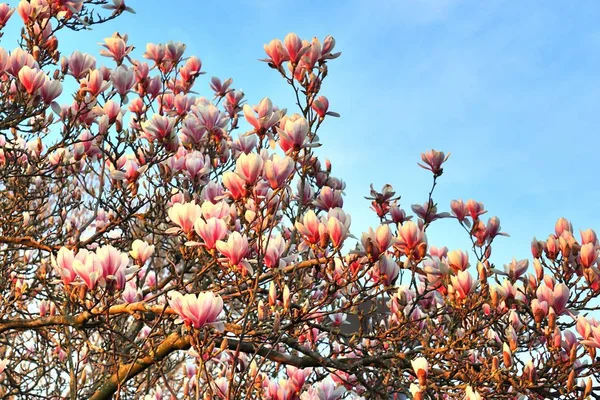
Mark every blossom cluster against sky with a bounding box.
[7,0,600,266]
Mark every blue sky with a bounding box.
[6,0,600,267]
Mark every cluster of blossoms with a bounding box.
[1,2,600,400]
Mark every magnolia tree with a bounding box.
[2,1,600,400]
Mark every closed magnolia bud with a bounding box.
[268,282,277,307]
[491,356,499,372]
[282,285,290,311]
[553,328,562,348]
[503,343,512,368]
[566,369,576,392]
[319,231,329,249]
[257,300,266,321]
[490,288,499,308]
[220,338,228,353]
[584,378,593,397]
[548,307,557,331]
[417,242,428,260]
[570,345,577,364]
[531,237,543,258]
[273,311,280,333]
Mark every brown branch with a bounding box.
[88,330,387,400]
[0,303,175,334]
[0,235,57,252]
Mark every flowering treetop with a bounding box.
[0,1,600,399]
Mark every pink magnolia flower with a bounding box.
[395,221,427,258]
[417,149,450,176]
[0,4,14,28]
[194,217,228,249]
[143,43,165,64]
[465,200,486,220]
[18,65,45,94]
[0,48,8,73]
[7,48,36,78]
[450,270,476,300]
[216,232,249,266]
[389,203,411,224]
[40,78,62,104]
[263,39,289,68]
[52,247,78,285]
[536,282,570,315]
[314,377,345,400]
[263,235,286,268]
[200,202,229,222]
[295,210,322,245]
[447,250,469,273]
[264,155,294,189]
[122,281,140,303]
[486,216,508,239]
[277,116,309,153]
[168,201,202,234]
[313,187,343,211]
[200,181,224,203]
[232,134,258,156]
[222,171,247,200]
[179,56,202,82]
[450,199,468,222]
[329,313,348,326]
[243,97,281,133]
[361,225,394,259]
[311,95,329,118]
[577,229,597,248]
[142,114,176,142]
[287,366,311,393]
[555,217,573,236]
[102,0,135,14]
[210,76,233,97]
[165,41,186,62]
[130,240,154,265]
[111,65,135,95]
[68,51,96,79]
[168,291,223,329]
[503,258,528,280]
[193,104,229,137]
[300,37,322,70]
[236,152,264,184]
[375,255,400,286]
[411,202,450,224]
[326,216,347,248]
[284,33,310,64]
[73,252,102,290]
[100,33,132,64]
[95,245,129,280]
[184,151,211,181]
[17,0,31,23]
[430,246,448,258]
[579,243,598,268]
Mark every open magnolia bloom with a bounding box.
[0,2,599,400]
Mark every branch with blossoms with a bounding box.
[2,2,600,400]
